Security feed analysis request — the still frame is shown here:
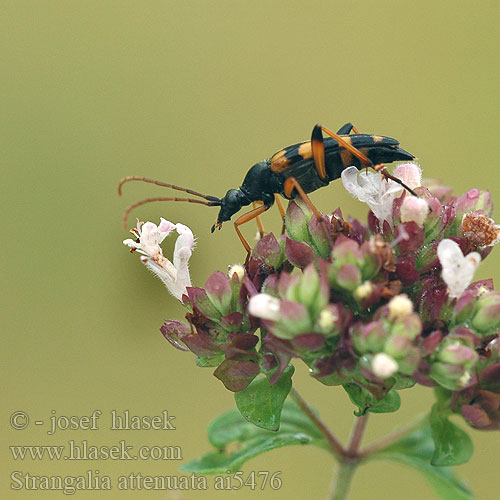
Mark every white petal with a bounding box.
[157,218,176,243]
[437,239,481,299]
[248,293,281,321]
[144,259,177,290]
[371,353,399,379]
[175,223,195,249]
[341,167,399,225]
[173,224,194,275]
[123,238,140,249]
[341,166,364,196]
[171,246,192,300]
[158,218,176,232]
[125,217,196,302]
[139,222,163,256]
[228,264,245,280]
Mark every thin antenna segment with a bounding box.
[118,176,220,202]
[121,196,219,230]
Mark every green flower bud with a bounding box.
[430,362,472,391]
[308,216,332,259]
[285,200,312,243]
[352,321,389,354]
[335,264,362,292]
[385,335,413,358]
[359,242,382,280]
[392,346,420,375]
[430,333,479,390]
[297,265,323,312]
[276,300,313,338]
[390,314,422,340]
[438,341,478,365]
[471,292,500,335]
[331,236,362,265]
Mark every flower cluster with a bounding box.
[124,163,500,430]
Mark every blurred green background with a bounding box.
[2,1,499,499]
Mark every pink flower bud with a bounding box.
[455,189,493,219]
[205,271,233,315]
[400,196,429,227]
[393,163,422,190]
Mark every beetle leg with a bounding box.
[335,123,369,173]
[234,204,270,254]
[274,194,286,219]
[311,125,328,181]
[274,194,286,234]
[283,177,335,248]
[318,124,372,166]
[283,177,322,218]
[336,123,360,135]
[252,201,265,238]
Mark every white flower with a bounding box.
[228,264,245,280]
[248,293,281,321]
[354,281,374,301]
[388,294,413,320]
[123,218,194,301]
[371,353,399,379]
[437,239,481,299]
[318,308,337,330]
[341,162,423,225]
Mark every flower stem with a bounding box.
[290,387,344,460]
[346,414,369,456]
[330,461,358,500]
[358,413,428,458]
[329,414,368,500]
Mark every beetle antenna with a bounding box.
[118,176,221,202]
[121,196,221,230]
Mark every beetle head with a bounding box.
[211,189,247,232]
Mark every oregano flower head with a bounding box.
[123,162,500,499]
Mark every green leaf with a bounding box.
[195,353,225,367]
[182,401,327,474]
[183,434,313,474]
[343,383,401,416]
[369,424,474,500]
[235,364,294,430]
[430,403,473,466]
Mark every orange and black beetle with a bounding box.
[119,123,415,252]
